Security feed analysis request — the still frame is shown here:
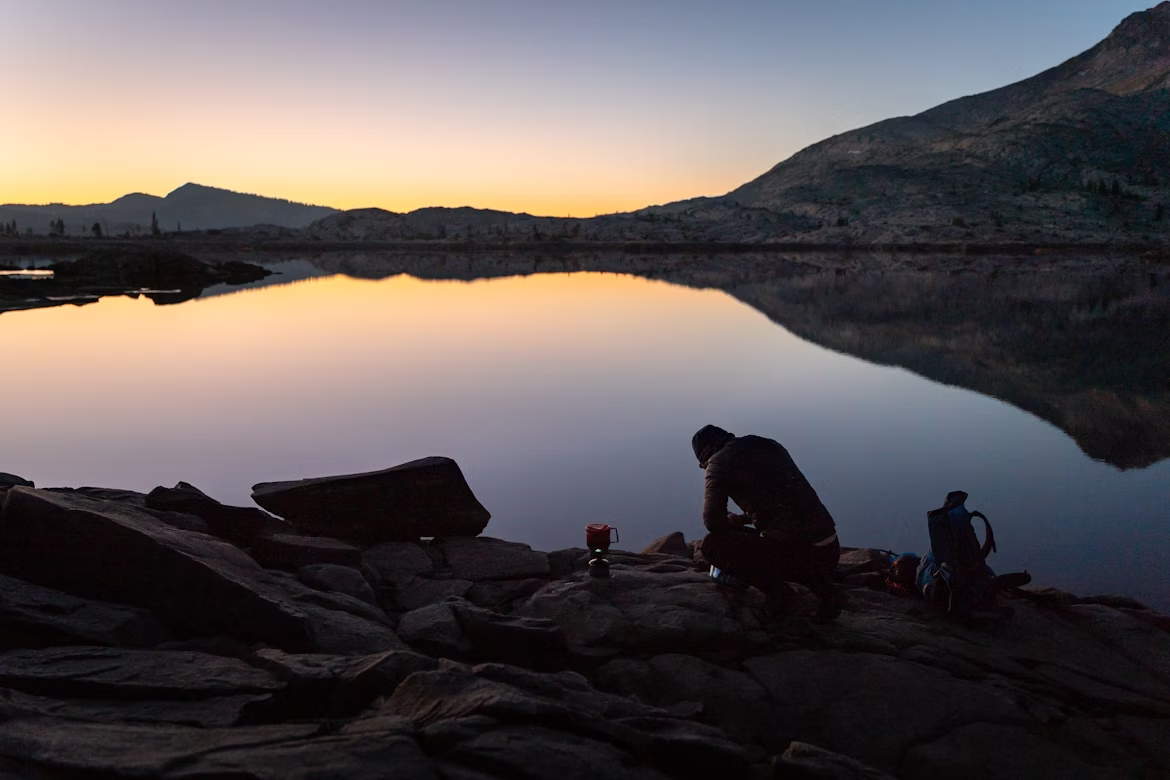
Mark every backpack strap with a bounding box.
[971,511,996,559]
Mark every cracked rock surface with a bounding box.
[0,480,1166,779]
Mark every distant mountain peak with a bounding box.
[0,183,337,234]
[1080,3,1170,93]
[165,183,231,199]
[1105,2,1170,47]
[109,191,163,206]
[162,182,333,211]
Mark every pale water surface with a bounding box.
[3,263,1167,608]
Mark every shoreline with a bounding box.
[3,234,1169,259]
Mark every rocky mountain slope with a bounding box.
[702,2,1170,245]
[0,467,1167,779]
[0,184,337,237]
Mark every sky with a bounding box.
[0,0,1155,216]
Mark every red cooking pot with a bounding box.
[586,523,619,553]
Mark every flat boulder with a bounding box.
[0,487,312,649]
[435,537,551,581]
[252,458,490,544]
[0,490,399,656]
[0,573,170,650]
[252,534,363,571]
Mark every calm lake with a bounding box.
[3,252,1168,609]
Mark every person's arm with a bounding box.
[702,471,734,533]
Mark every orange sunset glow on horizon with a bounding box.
[0,92,757,216]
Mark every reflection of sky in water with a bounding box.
[3,270,1167,609]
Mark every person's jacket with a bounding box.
[702,435,836,545]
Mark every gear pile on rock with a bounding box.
[0,462,1167,779]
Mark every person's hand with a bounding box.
[727,512,751,528]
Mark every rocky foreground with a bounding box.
[0,464,1167,779]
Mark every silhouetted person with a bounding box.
[693,425,845,621]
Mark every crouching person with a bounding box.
[692,425,846,622]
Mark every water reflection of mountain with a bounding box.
[697,265,1170,471]
[277,251,1170,471]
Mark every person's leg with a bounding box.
[790,539,846,621]
[701,531,793,594]
[807,551,846,621]
[784,539,840,587]
[702,532,840,598]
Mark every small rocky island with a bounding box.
[0,461,1166,779]
[0,247,269,314]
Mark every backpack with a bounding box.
[917,491,997,616]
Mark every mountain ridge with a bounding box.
[0,184,337,236]
[306,5,1170,247]
[709,3,1170,244]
